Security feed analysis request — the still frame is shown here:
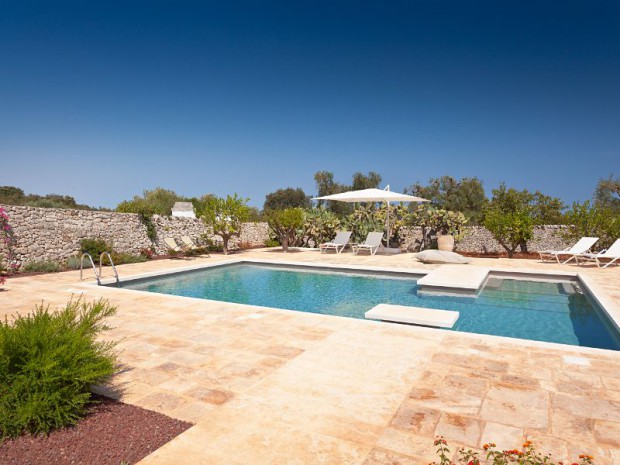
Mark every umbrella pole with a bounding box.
[386,201,390,249]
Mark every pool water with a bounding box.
[122,263,620,350]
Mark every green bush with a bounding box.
[66,255,88,270]
[108,252,147,265]
[79,238,113,259]
[264,238,280,247]
[21,259,62,273]
[199,235,224,252]
[564,200,619,249]
[0,298,118,437]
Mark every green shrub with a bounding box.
[264,238,280,247]
[108,252,147,265]
[21,259,62,273]
[66,255,88,270]
[79,238,113,259]
[0,298,118,438]
[199,235,224,252]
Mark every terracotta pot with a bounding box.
[437,234,455,252]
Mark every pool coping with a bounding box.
[89,258,620,356]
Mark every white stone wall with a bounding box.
[0,205,270,264]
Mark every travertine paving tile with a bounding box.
[594,420,620,448]
[435,413,483,448]
[480,422,524,451]
[480,386,549,429]
[2,249,619,464]
[389,401,440,435]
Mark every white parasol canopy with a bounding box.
[313,185,429,248]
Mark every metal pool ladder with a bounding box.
[79,252,119,286]
[80,252,100,285]
[99,252,119,286]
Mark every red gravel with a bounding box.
[460,251,541,259]
[0,396,192,465]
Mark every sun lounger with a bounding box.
[164,237,186,253]
[576,238,620,268]
[352,232,384,256]
[181,235,210,257]
[320,231,352,254]
[181,236,198,249]
[538,237,599,264]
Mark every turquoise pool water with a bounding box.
[121,263,620,350]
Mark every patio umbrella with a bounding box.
[313,186,429,248]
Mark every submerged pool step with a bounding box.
[365,304,460,328]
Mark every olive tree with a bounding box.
[263,188,311,211]
[198,194,250,255]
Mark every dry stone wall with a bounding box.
[152,215,270,254]
[0,205,270,264]
[0,205,151,264]
[399,225,571,253]
[0,204,573,263]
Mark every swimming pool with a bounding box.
[119,262,620,350]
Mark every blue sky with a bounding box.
[1,1,618,208]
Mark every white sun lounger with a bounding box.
[181,235,210,257]
[180,235,198,250]
[320,231,352,254]
[352,232,384,256]
[164,237,186,252]
[576,239,620,268]
[538,237,599,264]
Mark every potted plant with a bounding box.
[433,209,467,251]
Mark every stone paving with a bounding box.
[1,249,620,464]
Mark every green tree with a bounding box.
[530,191,565,224]
[564,200,619,249]
[314,171,383,217]
[313,171,352,216]
[263,187,311,211]
[0,186,26,204]
[594,175,620,213]
[483,184,534,257]
[407,176,487,224]
[116,187,183,216]
[0,186,95,210]
[352,171,382,190]
[197,194,250,254]
[266,208,305,252]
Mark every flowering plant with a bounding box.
[430,437,594,465]
[0,207,18,285]
[139,247,155,259]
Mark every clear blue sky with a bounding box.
[1,1,618,208]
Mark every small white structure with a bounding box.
[171,202,196,218]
